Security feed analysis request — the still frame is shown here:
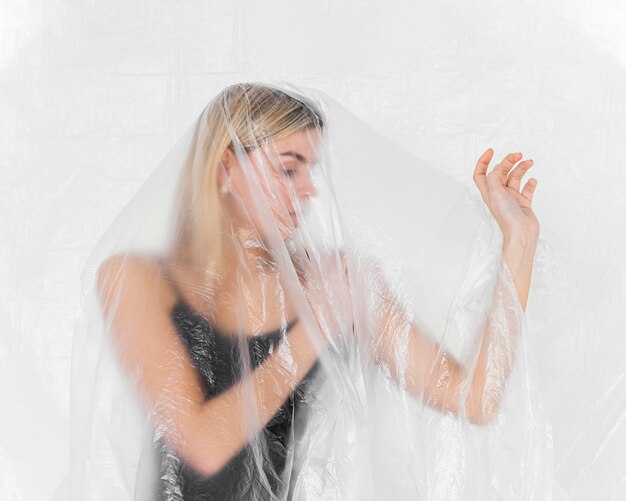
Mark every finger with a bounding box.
[473,148,494,200]
[520,178,538,205]
[506,159,534,192]
[493,152,523,180]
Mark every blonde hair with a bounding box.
[169,83,324,274]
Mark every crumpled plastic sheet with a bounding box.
[66,81,552,500]
[1,1,625,500]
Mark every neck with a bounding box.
[220,221,280,281]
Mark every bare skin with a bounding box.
[97,140,539,476]
[474,148,539,311]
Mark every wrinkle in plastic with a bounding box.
[70,82,552,499]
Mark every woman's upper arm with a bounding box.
[96,255,205,448]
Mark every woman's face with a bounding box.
[224,127,321,242]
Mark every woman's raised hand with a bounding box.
[473,149,540,243]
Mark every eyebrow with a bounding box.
[279,151,309,163]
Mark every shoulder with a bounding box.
[97,254,176,305]
[97,253,161,287]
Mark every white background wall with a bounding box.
[1,1,625,499]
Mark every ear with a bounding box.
[219,148,235,172]
[217,148,234,184]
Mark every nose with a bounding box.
[296,173,318,200]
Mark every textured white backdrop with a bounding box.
[1,1,625,499]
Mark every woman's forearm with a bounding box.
[178,324,320,476]
[502,231,538,311]
[464,234,537,423]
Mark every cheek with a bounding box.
[250,160,291,208]
[275,181,293,207]
[263,177,292,211]
[231,175,254,209]
[232,165,293,216]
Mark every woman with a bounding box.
[93,83,539,499]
